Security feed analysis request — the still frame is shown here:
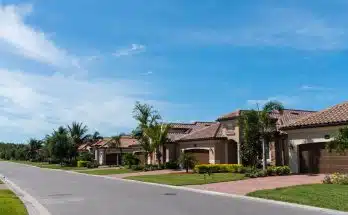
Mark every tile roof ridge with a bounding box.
[176,122,220,141]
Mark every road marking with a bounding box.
[0,174,51,215]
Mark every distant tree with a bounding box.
[27,138,43,161]
[132,102,161,164]
[143,123,170,165]
[50,126,73,165]
[67,122,90,160]
[327,127,348,154]
[179,152,197,173]
[90,131,103,143]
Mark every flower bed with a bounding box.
[323,173,348,185]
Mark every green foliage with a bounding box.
[132,101,162,164]
[244,167,268,178]
[131,165,144,171]
[327,126,348,154]
[164,160,179,169]
[179,152,198,173]
[78,151,93,161]
[0,143,29,161]
[77,160,88,167]
[123,153,140,168]
[86,160,99,169]
[194,164,244,174]
[266,166,291,176]
[323,173,348,185]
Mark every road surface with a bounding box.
[0,162,338,215]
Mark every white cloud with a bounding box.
[112,44,146,57]
[300,85,333,91]
[0,69,165,141]
[0,4,79,68]
[184,8,347,50]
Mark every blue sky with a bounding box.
[0,0,348,142]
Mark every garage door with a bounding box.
[185,149,209,164]
[105,153,118,165]
[299,143,348,173]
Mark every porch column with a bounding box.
[209,148,215,164]
[116,154,119,166]
[225,141,228,164]
[237,142,241,164]
[166,148,170,162]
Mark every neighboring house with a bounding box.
[165,122,237,164]
[280,102,348,174]
[92,136,143,165]
[216,109,315,166]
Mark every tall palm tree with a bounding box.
[143,123,170,165]
[67,122,89,146]
[110,134,123,165]
[132,102,161,164]
[91,131,103,142]
[258,101,284,170]
[27,138,42,160]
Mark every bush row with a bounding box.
[194,164,244,174]
[129,161,179,171]
[323,173,348,185]
[245,166,291,178]
[77,160,99,168]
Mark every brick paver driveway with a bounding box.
[188,174,325,195]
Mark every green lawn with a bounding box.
[126,173,246,186]
[0,190,28,215]
[247,184,348,212]
[76,168,136,175]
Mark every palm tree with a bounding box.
[258,101,284,170]
[27,138,43,160]
[91,131,103,142]
[143,123,170,165]
[67,122,89,145]
[50,126,73,165]
[132,102,161,164]
[110,134,123,165]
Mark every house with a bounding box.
[92,136,143,165]
[216,109,315,166]
[280,101,348,174]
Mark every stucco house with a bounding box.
[280,101,348,174]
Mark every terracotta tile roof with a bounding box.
[92,136,139,148]
[167,121,215,142]
[272,109,316,128]
[282,102,348,129]
[178,123,225,141]
[217,110,241,121]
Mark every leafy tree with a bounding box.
[143,123,170,165]
[179,152,197,173]
[239,101,284,169]
[239,110,262,166]
[27,138,43,161]
[50,126,73,165]
[132,102,161,164]
[327,127,348,154]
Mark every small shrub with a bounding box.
[144,164,160,171]
[78,152,93,161]
[164,160,179,169]
[323,175,332,184]
[77,160,88,167]
[179,152,198,173]
[131,165,144,171]
[86,161,99,169]
[123,153,140,168]
[324,173,348,185]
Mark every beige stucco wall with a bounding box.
[220,119,241,164]
[286,126,344,173]
[176,139,236,164]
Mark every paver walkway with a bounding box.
[110,169,184,178]
[188,174,325,195]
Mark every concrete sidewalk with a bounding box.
[110,169,184,178]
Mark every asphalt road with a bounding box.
[0,162,338,215]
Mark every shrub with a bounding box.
[86,161,99,169]
[78,152,93,161]
[77,160,88,167]
[266,166,291,176]
[324,173,348,185]
[131,165,144,171]
[179,152,198,173]
[123,153,140,168]
[144,164,160,171]
[194,164,244,174]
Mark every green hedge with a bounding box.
[194,164,244,174]
[77,160,88,167]
[266,166,291,176]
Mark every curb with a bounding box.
[0,174,51,215]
